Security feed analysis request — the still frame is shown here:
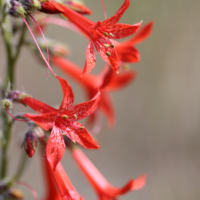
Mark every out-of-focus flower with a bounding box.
[40,0,142,74]
[51,56,136,127]
[12,76,100,170]
[70,147,146,200]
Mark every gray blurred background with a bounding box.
[1,0,200,199]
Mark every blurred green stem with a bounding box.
[0,16,27,179]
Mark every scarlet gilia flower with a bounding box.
[70,147,146,200]
[40,0,142,74]
[23,131,38,157]
[51,56,136,127]
[12,76,100,170]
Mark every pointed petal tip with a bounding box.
[131,174,147,190]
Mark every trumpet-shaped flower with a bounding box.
[51,56,136,127]
[15,76,100,170]
[40,0,142,74]
[70,147,146,200]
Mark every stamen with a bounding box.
[29,14,50,76]
[16,181,39,200]
[104,44,110,48]
[111,44,115,48]
[21,15,56,78]
[104,32,108,37]
[62,115,69,119]
[106,51,111,56]
[6,106,29,122]
[109,33,114,37]
[79,126,84,130]
[72,140,76,144]
[100,0,107,20]
[74,114,77,119]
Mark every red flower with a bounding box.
[40,0,142,74]
[71,147,146,200]
[19,76,100,170]
[51,56,137,127]
[42,157,83,200]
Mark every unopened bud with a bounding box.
[8,0,26,17]
[8,189,23,200]
[1,99,13,109]
[7,90,30,101]
[24,131,38,157]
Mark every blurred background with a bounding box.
[1,0,200,199]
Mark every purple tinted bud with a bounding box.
[23,131,38,157]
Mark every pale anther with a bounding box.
[104,32,108,37]
[104,44,110,48]
[74,114,77,119]
[106,51,111,56]
[62,115,68,119]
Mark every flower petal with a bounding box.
[101,68,137,92]
[82,41,96,74]
[100,22,142,39]
[101,0,130,26]
[46,126,66,170]
[61,121,99,149]
[21,97,57,114]
[71,90,101,120]
[115,44,140,63]
[93,33,120,73]
[24,112,56,131]
[56,76,74,112]
[124,21,154,45]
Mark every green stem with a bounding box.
[0,16,27,179]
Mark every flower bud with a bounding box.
[8,0,41,17]
[1,99,13,109]
[8,0,26,17]
[8,189,23,200]
[23,131,38,157]
[7,90,30,101]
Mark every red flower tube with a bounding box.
[71,147,146,199]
